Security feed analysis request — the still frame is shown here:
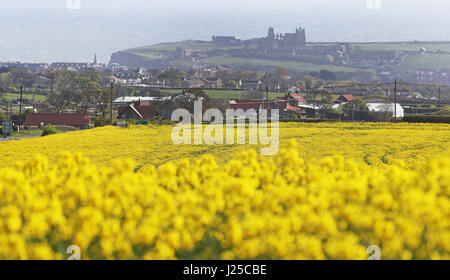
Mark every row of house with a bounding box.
[112,91,405,122]
[19,91,404,129]
[0,62,49,73]
[416,69,450,85]
[229,93,404,119]
[183,78,223,88]
[182,78,266,90]
[1,55,112,74]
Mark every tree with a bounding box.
[158,69,184,87]
[54,70,80,94]
[94,116,106,127]
[317,89,334,118]
[241,90,264,100]
[314,79,325,88]
[226,80,239,89]
[77,69,102,113]
[342,98,368,121]
[46,70,80,113]
[41,124,59,136]
[0,72,14,90]
[319,70,336,81]
[303,75,315,90]
[47,90,74,113]
[274,67,289,78]
[96,89,113,119]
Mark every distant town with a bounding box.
[110,27,450,85]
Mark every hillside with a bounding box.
[110,40,450,76]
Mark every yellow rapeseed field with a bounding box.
[0,122,449,260]
[0,122,449,168]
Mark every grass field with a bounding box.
[130,41,450,54]
[395,53,450,72]
[128,40,244,52]
[2,93,47,102]
[201,56,370,73]
[352,41,450,52]
[11,129,42,137]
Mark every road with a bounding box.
[0,136,40,141]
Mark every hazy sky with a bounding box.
[3,0,450,10]
[1,0,449,62]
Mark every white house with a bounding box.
[367,103,404,118]
[113,96,170,106]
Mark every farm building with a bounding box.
[286,93,307,106]
[367,103,404,118]
[229,99,287,110]
[25,114,90,128]
[118,101,156,120]
[336,94,355,103]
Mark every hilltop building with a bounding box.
[212,36,240,44]
[260,27,306,49]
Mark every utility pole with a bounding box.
[19,80,23,130]
[394,80,397,120]
[50,77,54,95]
[6,101,10,119]
[438,86,441,101]
[110,81,114,125]
[351,103,355,122]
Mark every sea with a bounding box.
[0,1,449,64]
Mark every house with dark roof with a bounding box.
[241,80,264,90]
[203,78,223,88]
[183,79,205,88]
[336,94,354,103]
[286,93,306,106]
[229,99,286,110]
[117,101,156,120]
[229,99,306,118]
[25,114,90,128]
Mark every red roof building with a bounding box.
[118,101,156,120]
[336,94,354,103]
[229,99,288,110]
[25,114,90,127]
[287,93,307,106]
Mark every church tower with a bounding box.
[268,27,275,40]
[94,53,97,65]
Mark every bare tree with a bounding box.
[47,90,74,113]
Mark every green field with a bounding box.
[202,56,368,73]
[352,42,450,52]
[128,40,244,53]
[2,93,47,102]
[395,53,450,73]
[11,129,42,137]
[132,41,450,54]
